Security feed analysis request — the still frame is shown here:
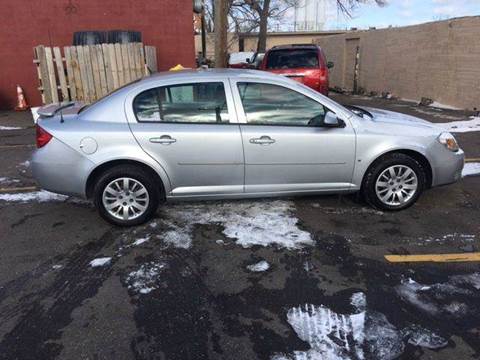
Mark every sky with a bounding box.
[287,0,480,30]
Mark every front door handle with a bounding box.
[150,135,177,145]
[249,135,275,145]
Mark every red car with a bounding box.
[259,44,333,96]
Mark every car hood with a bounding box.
[355,106,443,131]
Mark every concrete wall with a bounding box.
[315,17,480,110]
[0,0,195,109]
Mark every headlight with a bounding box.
[437,132,459,152]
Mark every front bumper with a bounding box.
[431,148,464,187]
[31,138,95,197]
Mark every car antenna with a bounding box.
[60,107,64,123]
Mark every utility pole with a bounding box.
[214,0,228,68]
[201,7,207,60]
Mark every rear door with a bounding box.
[231,79,356,194]
[125,79,244,197]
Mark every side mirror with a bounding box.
[246,57,251,63]
[327,61,334,69]
[323,111,345,128]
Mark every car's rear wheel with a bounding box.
[362,153,426,211]
[93,165,160,226]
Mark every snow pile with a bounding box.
[246,260,270,272]
[126,261,166,294]
[0,125,23,130]
[156,200,313,249]
[438,116,480,133]
[463,162,480,177]
[89,257,112,267]
[273,292,447,360]
[0,190,67,203]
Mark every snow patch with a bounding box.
[303,261,313,272]
[283,303,366,360]
[31,107,40,123]
[126,261,166,294]
[247,260,270,272]
[462,162,480,177]
[89,257,111,267]
[437,116,480,133]
[0,177,20,185]
[274,292,447,360]
[156,200,313,249]
[351,292,367,312]
[450,272,480,290]
[0,190,67,203]
[403,325,448,349]
[396,274,480,318]
[0,125,23,130]
[132,236,150,246]
[429,101,461,110]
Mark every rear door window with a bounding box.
[266,49,319,70]
[133,82,230,123]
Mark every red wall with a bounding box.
[0,0,195,109]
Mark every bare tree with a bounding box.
[335,0,387,17]
[211,0,388,65]
[214,0,229,67]
[230,0,299,52]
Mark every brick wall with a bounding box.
[315,16,480,110]
[0,0,195,109]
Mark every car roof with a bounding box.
[138,68,290,85]
[269,44,320,51]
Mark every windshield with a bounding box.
[266,49,319,70]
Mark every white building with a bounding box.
[294,0,328,31]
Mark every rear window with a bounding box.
[133,82,229,123]
[266,49,319,70]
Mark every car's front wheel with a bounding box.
[362,153,426,211]
[93,165,160,226]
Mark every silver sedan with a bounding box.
[32,69,464,226]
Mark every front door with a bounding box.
[127,80,244,196]
[233,81,356,193]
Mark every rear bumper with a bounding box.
[31,138,95,197]
[431,148,464,187]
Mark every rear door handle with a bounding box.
[249,135,275,145]
[150,135,177,145]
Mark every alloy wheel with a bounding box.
[375,165,418,206]
[102,177,150,221]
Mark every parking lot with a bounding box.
[1,95,479,359]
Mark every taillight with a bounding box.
[36,125,53,148]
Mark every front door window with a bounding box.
[237,82,328,126]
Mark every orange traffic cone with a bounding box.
[15,85,29,111]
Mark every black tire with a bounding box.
[93,165,161,226]
[362,153,426,211]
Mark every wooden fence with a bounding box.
[33,43,158,104]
